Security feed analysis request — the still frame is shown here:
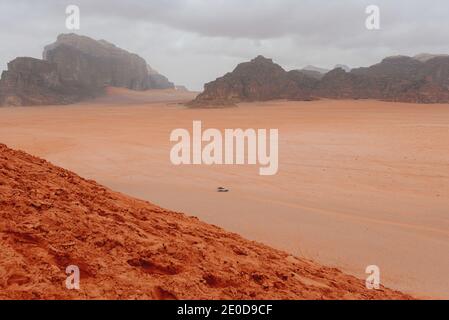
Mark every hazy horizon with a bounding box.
[1,0,449,91]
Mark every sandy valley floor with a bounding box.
[1,88,448,298]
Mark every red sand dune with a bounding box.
[0,144,411,300]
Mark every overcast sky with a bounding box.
[1,0,449,90]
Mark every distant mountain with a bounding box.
[188,56,318,107]
[0,57,100,106]
[299,64,351,80]
[297,65,330,80]
[302,65,330,74]
[44,34,174,91]
[190,54,449,106]
[146,65,175,90]
[0,34,175,106]
[297,69,324,80]
[413,53,449,62]
[317,55,449,103]
[334,64,351,72]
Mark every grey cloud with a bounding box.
[1,0,449,90]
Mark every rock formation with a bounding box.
[43,34,174,91]
[317,55,449,103]
[147,65,175,90]
[297,69,324,80]
[302,65,330,74]
[334,64,351,72]
[0,57,98,107]
[190,54,449,106]
[0,34,175,107]
[189,56,318,107]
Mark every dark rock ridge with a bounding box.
[316,55,449,103]
[191,55,449,106]
[0,57,99,106]
[0,34,175,106]
[188,56,318,107]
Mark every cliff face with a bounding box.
[0,57,98,107]
[189,56,317,106]
[0,143,412,300]
[147,65,175,90]
[190,55,449,106]
[43,34,174,91]
[319,56,449,103]
[0,34,176,107]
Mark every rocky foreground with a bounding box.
[191,54,449,106]
[0,144,411,299]
[0,34,174,107]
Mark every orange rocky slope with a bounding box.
[0,144,412,300]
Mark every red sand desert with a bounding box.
[0,144,410,299]
[1,88,448,299]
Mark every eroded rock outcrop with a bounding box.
[0,57,98,107]
[317,56,449,103]
[189,56,318,107]
[0,34,176,106]
[43,34,174,91]
[190,54,449,106]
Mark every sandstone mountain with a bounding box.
[0,34,175,107]
[43,34,174,91]
[190,54,449,106]
[0,57,98,107]
[147,65,175,90]
[334,64,351,72]
[302,65,330,74]
[189,56,318,107]
[298,65,330,80]
[298,64,352,80]
[297,69,325,80]
[317,55,449,103]
[0,143,411,299]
